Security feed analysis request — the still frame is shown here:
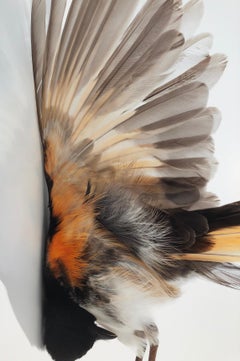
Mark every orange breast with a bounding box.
[47,193,95,287]
[47,228,89,287]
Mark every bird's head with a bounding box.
[43,269,116,361]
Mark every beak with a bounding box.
[95,325,117,340]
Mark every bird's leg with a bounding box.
[148,344,159,361]
[144,323,159,361]
[134,323,159,361]
[134,330,147,361]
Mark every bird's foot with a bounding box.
[134,323,159,361]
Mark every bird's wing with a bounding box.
[31,0,226,210]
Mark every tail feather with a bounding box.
[170,201,240,287]
[173,201,240,260]
[175,227,240,262]
[191,262,240,289]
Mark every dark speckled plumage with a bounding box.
[31,1,240,361]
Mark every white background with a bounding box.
[0,1,240,361]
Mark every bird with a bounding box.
[12,0,240,360]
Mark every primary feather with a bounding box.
[32,0,226,210]
[30,1,240,360]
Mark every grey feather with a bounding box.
[31,0,46,118]
[31,0,226,210]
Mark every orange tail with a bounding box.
[173,225,240,262]
[173,201,240,263]
[169,202,240,288]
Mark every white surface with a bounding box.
[0,1,240,361]
[0,0,44,350]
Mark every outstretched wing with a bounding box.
[31,0,226,210]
